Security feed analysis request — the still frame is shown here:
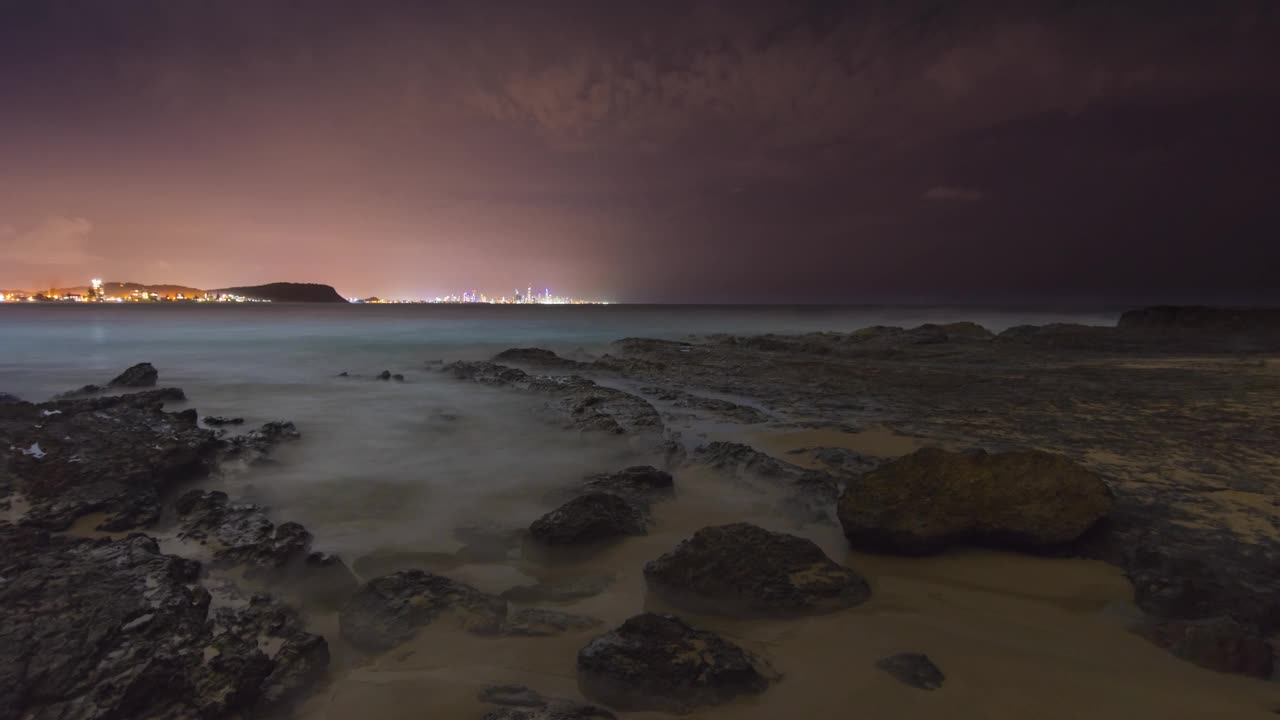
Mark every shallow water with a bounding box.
[5,303,1276,718]
[0,304,1117,556]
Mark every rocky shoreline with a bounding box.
[2,309,1278,718]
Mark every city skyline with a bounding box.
[0,277,609,305]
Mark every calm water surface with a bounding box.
[0,303,1118,557]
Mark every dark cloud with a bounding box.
[1,0,1277,301]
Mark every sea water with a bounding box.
[0,303,1117,558]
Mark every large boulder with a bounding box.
[643,523,870,617]
[109,362,159,387]
[528,493,647,546]
[576,613,772,714]
[338,570,507,650]
[838,448,1112,554]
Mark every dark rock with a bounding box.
[391,373,405,381]
[493,348,587,371]
[1118,305,1280,332]
[480,687,617,720]
[52,383,104,399]
[1136,617,1274,678]
[443,361,663,437]
[502,608,603,637]
[109,362,159,387]
[484,703,616,720]
[501,574,615,603]
[479,684,547,707]
[578,465,674,508]
[693,442,841,524]
[175,490,313,568]
[2,394,219,530]
[43,386,188,413]
[1082,507,1280,645]
[174,408,199,425]
[875,653,945,690]
[204,415,245,426]
[838,448,1112,555]
[905,322,993,344]
[528,493,647,546]
[644,523,870,617]
[337,371,349,377]
[376,370,391,381]
[786,446,883,475]
[591,354,669,375]
[0,527,327,719]
[577,613,772,714]
[639,386,771,424]
[338,570,507,650]
[222,420,300,461]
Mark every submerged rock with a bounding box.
[443,361,663,437]
[222,420,301,460]
[502,608,603,637]
[501,574,616,603]
[692,442,841,525]
[639,386,771,424]
[875,653,945,690]
[109,362,159,387]
[454,523,526,563]
[528,493,648,546]
[0,526,327,719]
[786,446,883,475]
[339,570,507,650]
[175,490,313,568]
[376,370,391,381]
[204,415,245,426]
[645,523,870,617]
[479,684,547,707]
[838,448,1112,554]
[577,613,772,714]
[479,685,616,720]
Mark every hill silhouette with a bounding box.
[214,282,347,303]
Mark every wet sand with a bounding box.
[297,428,1280,720]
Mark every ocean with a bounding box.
[0,303,1119,559]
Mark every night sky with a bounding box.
[1,1,1277,303]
